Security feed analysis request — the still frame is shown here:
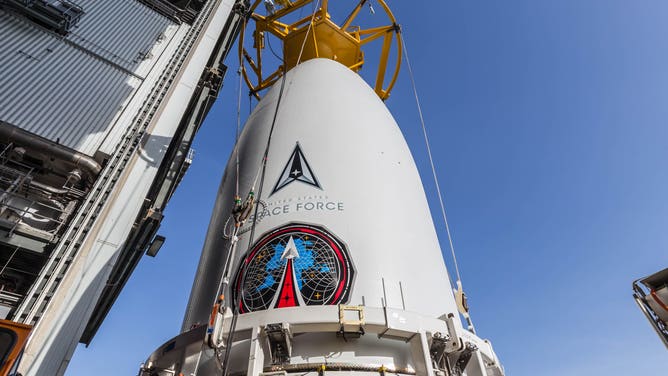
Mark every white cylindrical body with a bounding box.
[182,58,462,373]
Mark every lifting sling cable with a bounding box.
[205,18,252,372]
[220,3,323,374]
[213,24,249,307]
[235,20,244,198]
[400,32,476,330]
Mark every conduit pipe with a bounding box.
[0,121,102,180]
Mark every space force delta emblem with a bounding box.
[271,143,321,195]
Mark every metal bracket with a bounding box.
[430,313,479,375]
[444,313,463,352]
[449,342,478,376]
[429,331,451,369]
[337,305,365,339]
[206,305,232,349]
[264,323,292,364]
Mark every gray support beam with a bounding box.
[247,326,265,376]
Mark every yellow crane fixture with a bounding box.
[239,0,402,100]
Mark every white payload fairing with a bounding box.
[141,2,503,375]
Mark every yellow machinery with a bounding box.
[239,0,402,100]
[0,319,31,376]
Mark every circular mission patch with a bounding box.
[233,223,354,313]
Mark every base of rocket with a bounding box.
[143,305,502,375]
[141,59,503,375]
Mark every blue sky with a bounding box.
[67,1,667,375]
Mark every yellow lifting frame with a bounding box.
[239,0,402,100]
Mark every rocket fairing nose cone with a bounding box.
[184,57,458,333]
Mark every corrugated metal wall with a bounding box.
[69,0,179,75]
[0,1,184,156]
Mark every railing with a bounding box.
[0,289,21,309]
[0,191,67,238]
[0,162,68,239]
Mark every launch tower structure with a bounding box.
[633,268,668,349]
[0,0,245,374]
[142,2,504,375]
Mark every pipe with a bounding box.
[0,121,102,179]
[262,363,417,375]
[29,180,70,196]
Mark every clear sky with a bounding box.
[67,1,667,375]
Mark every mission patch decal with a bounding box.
[234,223,354,313]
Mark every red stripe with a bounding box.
[276,260,298,308]
[651,289,668,312]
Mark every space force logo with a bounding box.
[271,143,321,195]
[234,223,354,313]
